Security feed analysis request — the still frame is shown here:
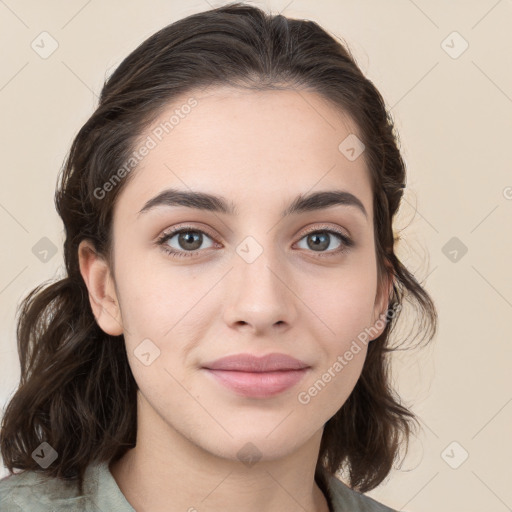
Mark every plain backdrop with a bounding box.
[1,1,511,511]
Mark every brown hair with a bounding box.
[0,2,437,497]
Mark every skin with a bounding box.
[78,85,392,512]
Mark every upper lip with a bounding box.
[202,353,310,372]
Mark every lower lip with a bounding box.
[203,368,309,398]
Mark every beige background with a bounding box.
[1,1,511,511]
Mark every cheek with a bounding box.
[296,341,368,427]
[302,260,378,341]
[114,253,188,336]
[298,262,376,398]
[113,261,211,384]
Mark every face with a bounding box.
[81,85,390,463]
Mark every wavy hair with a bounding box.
[0,2,437,496]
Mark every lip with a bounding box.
[201,353,311,399]
[202,352,310,372]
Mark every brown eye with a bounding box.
[295,228,354,256]
[157,227,216,258]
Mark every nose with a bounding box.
[222,244,297,334]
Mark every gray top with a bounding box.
[0,461,398,511]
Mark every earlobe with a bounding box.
[78,239,124,336]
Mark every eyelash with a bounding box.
[156,224,354,260]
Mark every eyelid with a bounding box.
[299,223,350,239]
[157,222,350,242]
[157,222,217,242]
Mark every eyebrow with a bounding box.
[137,188,368,220]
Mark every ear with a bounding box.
[369,265,394,341]
[78,239,124,336]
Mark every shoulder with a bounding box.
[326,473,399,512]
[0,467,90,511]
[0,461,134,511]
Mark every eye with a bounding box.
[156,226,217,259]
[295,226,354,257]
[156,224,354,259]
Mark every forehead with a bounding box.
[113,85,373,222]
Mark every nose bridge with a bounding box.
[236,236,288,300]
[223,235,295,329]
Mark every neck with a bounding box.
[109,392,331,512]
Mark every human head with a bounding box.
[0,2,437,495]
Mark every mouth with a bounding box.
[201,352,311,398]
[202,367,310,399]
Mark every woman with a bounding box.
[0,3,437,511]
